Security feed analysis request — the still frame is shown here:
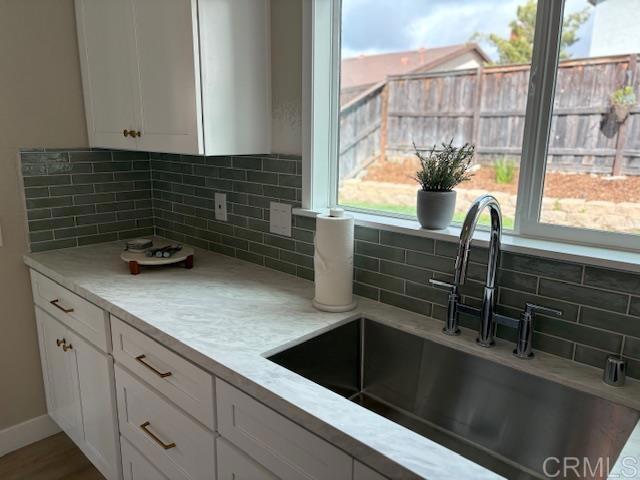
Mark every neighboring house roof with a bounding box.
[340,43,490,90]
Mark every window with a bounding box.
[304,0,640,251]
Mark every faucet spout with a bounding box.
[454,194,502,346]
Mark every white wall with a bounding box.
[0,0,88,432]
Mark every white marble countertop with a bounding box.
[24,239,640,480]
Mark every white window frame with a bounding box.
[302,0,640,254]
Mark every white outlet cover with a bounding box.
[215,193,228,221]
[269,202,292,237]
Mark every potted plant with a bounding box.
[413,140,474,230]
[610,85,636,123]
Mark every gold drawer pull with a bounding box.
[50,299,74,314]
[140,421,176,450]
[56,338,66,347]
[62,343,73,352]
[135,354,172,378]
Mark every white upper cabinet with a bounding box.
[75,0,271,156]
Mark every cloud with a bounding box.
[341,0,521,59]
[341,0,593,61]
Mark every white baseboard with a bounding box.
[0,414,61,457]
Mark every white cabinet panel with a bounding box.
[115,365,216,480]
[217,437,278,480]
[216,379,353,480]
[73,331,121,480]
[75,0,140,149]
[111,315,215,429]
[131,0,203,154]
[354,461,388,480]
[199,0,271,155]
[36,308,83,445]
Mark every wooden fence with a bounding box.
[339,54,640,179]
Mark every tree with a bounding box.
[474,0,590,65]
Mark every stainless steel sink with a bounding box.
[268,319,639,480]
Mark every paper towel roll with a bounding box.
[312,208,357,312]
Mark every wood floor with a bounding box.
[0,433,105,480]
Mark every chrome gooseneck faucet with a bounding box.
[430,194,563,356]
[458,195,502,346]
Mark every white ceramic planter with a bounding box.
[417,190,457,230]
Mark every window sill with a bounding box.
[293,208,640,273]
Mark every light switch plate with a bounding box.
[269,202,292,237]
[214,193,228,221]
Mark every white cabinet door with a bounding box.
[75,0,140,150]
[35,308,83,445]
[73,331,122,480]
[217,437,278,480]
[130,0,203,154]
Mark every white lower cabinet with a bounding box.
[115,365,216,480]
[35,307,121,480]
[31,269,391,480]
[217,437,277,480]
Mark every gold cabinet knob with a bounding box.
[56,338,66,347]
[62,343,73,352]
[123,129,141,138]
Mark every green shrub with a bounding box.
[494,158,517,184]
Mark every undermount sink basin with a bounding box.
[268,319,639,480]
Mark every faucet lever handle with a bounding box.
[429,278,455,291]
[514,303,561,359]
[524,303,563,318]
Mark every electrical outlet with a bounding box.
[215,193,228,221]
[269,202,292,237]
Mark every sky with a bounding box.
[341,0,594,61]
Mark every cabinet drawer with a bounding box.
[111,315,215,429]
[216,380,352,480]
[115,365,216,480]
[30,270,109,352]
[121,436,187,480]
[217,437,277,480]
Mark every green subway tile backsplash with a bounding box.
[21,149,153,250]
[20,147,640,380]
